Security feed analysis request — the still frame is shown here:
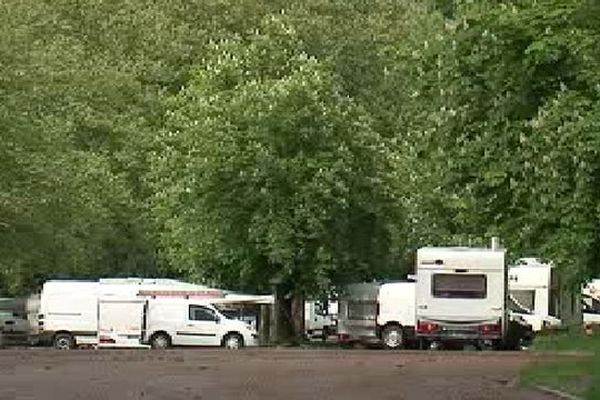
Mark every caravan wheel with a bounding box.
[382,325,404,349]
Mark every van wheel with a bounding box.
[150,333,171,349]
[382,325,404,349]
[53,333,75,350]
[223,333,244,350]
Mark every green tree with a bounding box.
[403,0,600,280]
[149,18,405,297]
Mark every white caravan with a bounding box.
[337,281,415,348]
[583,280,600,326]
[39,279,259,349]
[508,258,562,331]
[415,246,507,349]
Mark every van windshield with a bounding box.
[432,274,487,299]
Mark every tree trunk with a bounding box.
[273,284,294,345]
[290,292,305,344]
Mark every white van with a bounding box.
[415,246,507,350]
[39,281,99,348]
[337,281,415,348]
[39,280,257,349]
[144,298,257,349]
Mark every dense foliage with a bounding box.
[1,0,598,295]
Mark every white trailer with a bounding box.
[508,258,562,331]
[583,280,600,326]
[337,281,415,348]
[415,246,507,350]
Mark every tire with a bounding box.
[382,325,404,349]
[53,333,75,350]
[222,333,244,350]
[150,333,171,349]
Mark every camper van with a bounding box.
[337,281,415,348]
[38,279,258,349]
[415,246,507,350]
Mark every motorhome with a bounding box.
[508,258,562,331]
[415,245,507,350]
[336,281,415,348]
[38,279,260,349]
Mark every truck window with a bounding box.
[189,305,217,321]
[432,274,486,299]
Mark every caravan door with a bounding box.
[97,299,148,348]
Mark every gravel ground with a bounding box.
[0,348,561,400]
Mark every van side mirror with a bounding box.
[215,315,221,324]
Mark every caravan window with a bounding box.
[189,305,218,322]
[432,274,487,299]
[511,290,535,311]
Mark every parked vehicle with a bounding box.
[144,298,257,349]
[0,310,30,334]
[415,243,509,350]
[508,297,562,332]
[38,281,99,347]
[582,294,600,326]
[508,258,562,331]
[38,279,259,349]
[337,281,415,348]
[305,300,337,339]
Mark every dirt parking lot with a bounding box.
[0,348,561,400]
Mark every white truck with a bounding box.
[38,279,258,349]
[415,245,509,350]
[508,258,562,331]
[336,281,415,348]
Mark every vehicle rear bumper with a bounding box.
[417,332,502,341]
